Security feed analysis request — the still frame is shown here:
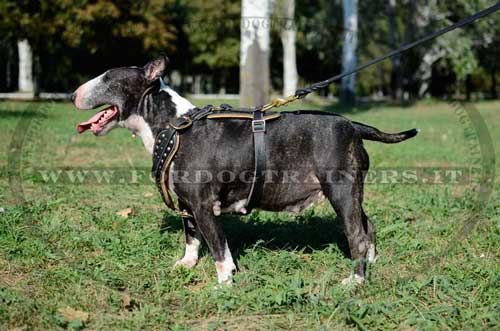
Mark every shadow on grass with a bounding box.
[160,211,350,259]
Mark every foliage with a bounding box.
[182,0,240,70]
[59,0,177,54]
[0,0,179,90]
[444,0,500,74]
[0,0,498,97]
[0,0,177,52]
[294,0,343,85]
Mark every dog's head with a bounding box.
[72,57,171,136]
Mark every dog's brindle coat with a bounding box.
[72,57,418,285]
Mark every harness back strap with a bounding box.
[207,113,281,121]
[246,110,267,209]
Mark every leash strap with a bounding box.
[257,3,500,111]
[245,110,267,209]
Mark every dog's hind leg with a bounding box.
[321,153,369,285]
[174,216,201,268]
[327,183,369,285]
[192,205,236,285]
[364,211,377,263]
[359,145,376,263]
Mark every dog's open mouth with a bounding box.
[77,106,118,134]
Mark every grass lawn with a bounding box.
[0,99,499,330]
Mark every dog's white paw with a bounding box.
[174,257,198,269]
[367,243,377,263]
[175,238,201,269]
[213,279,233,290]
[215,261,236,285]
[214,242,236,286]
[341,274,365,287]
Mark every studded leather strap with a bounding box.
[152,127,179,209]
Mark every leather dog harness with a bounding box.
[151,105,281,213]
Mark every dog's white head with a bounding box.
[71,57,195,153]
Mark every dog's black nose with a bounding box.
[70,93,76,103]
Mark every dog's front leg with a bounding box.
[192,205,236,285]
[174,216,201,268]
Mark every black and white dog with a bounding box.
[72,57,418,285]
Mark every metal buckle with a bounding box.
[252,119,266,132]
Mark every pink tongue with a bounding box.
[76,106,116,133]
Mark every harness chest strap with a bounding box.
[151,127,179,210]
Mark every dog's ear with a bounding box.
[143,56,169,81]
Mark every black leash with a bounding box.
[259,3,500,111]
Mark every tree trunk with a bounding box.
[388,0,402,101]
[17,39,34,93]
[193,75,202,94]
[491,71,497,99]
[340,0,358,105]
[240,0,271,107]
[6,43,13,90]
[377,65,385,97]
[465,74,472,101]
[413,0,433,100]
[417,47,446,97]
[34,53,41,97]
[219,70,227,95]
[280,0,298,97]
[402,0,417,102]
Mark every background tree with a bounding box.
[183,0,241,93]
[294,0,342,96]
[279,0,298,97]
[0,0,178,92]
[240,0,272,106]
[59,1,177,72]
[0,0,497,100]
[17,39,33,92]
[340,0,358,105]
[0,0,64,94]
[441,0,499,99]
[388,0,402,101]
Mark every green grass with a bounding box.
[1,99,499,330]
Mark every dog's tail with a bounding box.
[352,121,419,143]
